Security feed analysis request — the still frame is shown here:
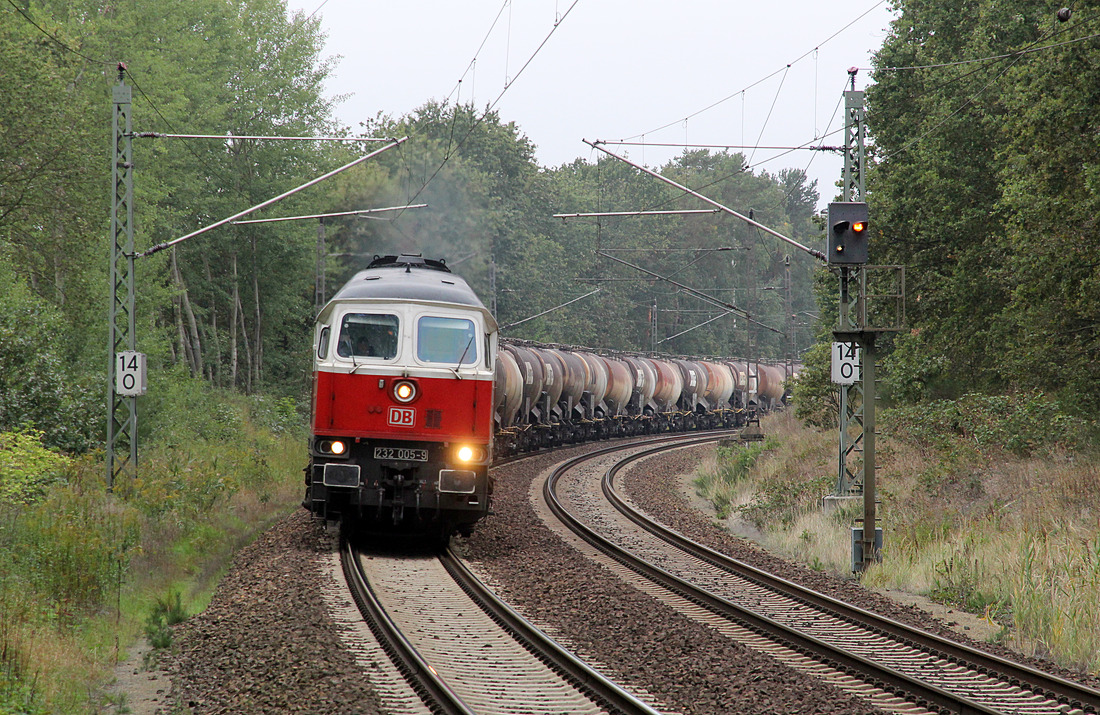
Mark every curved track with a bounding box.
[340,537,662,715]
[543,435,1100,715]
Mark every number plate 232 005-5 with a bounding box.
[373,447,428,462]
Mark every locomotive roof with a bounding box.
[321,256,496,330]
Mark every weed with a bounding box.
[100,690,131,714]
[987,625,1011,645]
[739,473,832,529]
[692,410,1100,675]
[144,590,188,650]
[0,369,305,711]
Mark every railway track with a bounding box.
[542,434,1100,715]
[339,537,662,714]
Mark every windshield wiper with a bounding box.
[451,335,475,379]
[349,351,364,374]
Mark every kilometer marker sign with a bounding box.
[831,342,860,385]
[115,351,147,396]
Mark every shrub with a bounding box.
[883,391,1096,456]
[13,492,141,623]
[0,269,99,454]
[144,590,188,650]
[0,430,71,505]
[739,472,832,529]
[250,395,303,436]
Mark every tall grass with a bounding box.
[0,378,306,712]
[700,401,1100,675]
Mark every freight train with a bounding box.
[493,340,787,456]
[305,254,790,538]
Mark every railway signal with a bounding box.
[828,202,869,264]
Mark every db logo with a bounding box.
[388,407,416,427]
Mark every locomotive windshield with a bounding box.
[417,316,477,365]
[337,313,399,359]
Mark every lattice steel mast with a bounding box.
[106,66,136,491]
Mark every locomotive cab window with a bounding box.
[417,316,477,365]
[337,313,399,359]
[317,327,330,359]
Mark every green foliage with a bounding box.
[882,392,1096,456]
[337,106,822,357]
[697,438,786,520]
[0,676,48,715]
[0,260,99,453]
[716,442,769,484]
[10,489,141,624]
[141,367,245,446]
[0,430,71,505]
[249,395,305,437]
[2,0,339,400]
[866,0,1100,418]
[928,551,1008,621]
[144,590,187,650]
[739,472,832,530]
[0,380,304,711]
[790,341,837,428]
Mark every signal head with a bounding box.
[827,202,869,265]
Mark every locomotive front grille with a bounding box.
[323,463,361,488]
[438,469,477,494]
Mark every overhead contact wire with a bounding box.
[622,0,887,142]
[747,64,789,166]
[396,0,582,219]
[443,0,511,105]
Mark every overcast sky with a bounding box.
[284,0,897,209]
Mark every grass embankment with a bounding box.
[694,395,1100,676]
[0,377,306,713]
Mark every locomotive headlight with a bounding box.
[392,379,418,404]
[318,439,346,455]
[455,445,486,463]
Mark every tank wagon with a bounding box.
[492,340,791,456]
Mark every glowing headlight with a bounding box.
[456,445,487,463]
[319,439,346,455]
[393,379,417,403]
[331,440,346,455]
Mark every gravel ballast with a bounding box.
[461,443,884,715]
[161,437,1098,713]
[615,443,1100,691]
[166,511,383,714]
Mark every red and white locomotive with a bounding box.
[305,254,497,536]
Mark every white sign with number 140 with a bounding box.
[831,342,861,385]
[116,351,147,396]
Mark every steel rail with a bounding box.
[440,548,662,715]
[601,445,1100,714]
[543,436,1005,715]
[340,538,476,715]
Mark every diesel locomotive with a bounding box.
[305,254,497,537]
